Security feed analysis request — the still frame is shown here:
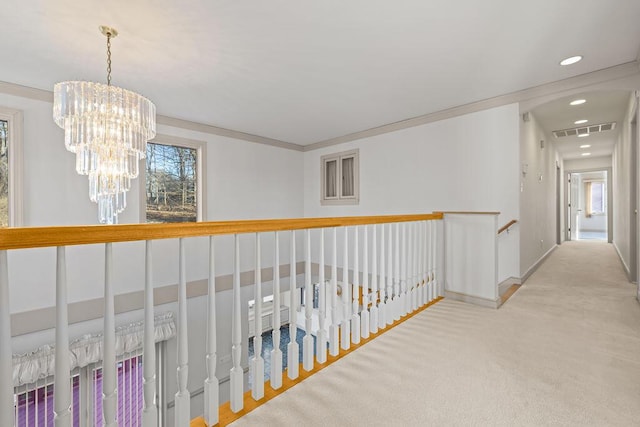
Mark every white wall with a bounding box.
[519,112,561,278]
[612,93,638,278]
[303,103,521,282]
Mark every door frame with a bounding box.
[564,167,613,243]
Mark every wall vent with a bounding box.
[553,122,616,138]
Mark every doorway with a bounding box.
[566,170,609,241]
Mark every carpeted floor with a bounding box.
[230,241,640,426]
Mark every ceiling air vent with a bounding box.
[553,122,616,138]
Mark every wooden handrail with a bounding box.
[498,219,518,235]
[0,213,443,250]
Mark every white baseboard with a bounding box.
[444,290,500,309]
[612,241,631,281]
[521,244,558,284]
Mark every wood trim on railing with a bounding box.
[498,219,518,235]
[434,211,500,215]
[0,213,443,250]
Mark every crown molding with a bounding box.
[303,61,640,152]
[0,80,304,152]
[156,115,303,151]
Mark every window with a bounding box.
[0,107,23,226]
[143,135,206,223]
[586,180,606,217]
[13,353,144,427]
[321,149,359,205]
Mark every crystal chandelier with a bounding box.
[53,26,156,224]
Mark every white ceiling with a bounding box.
[533,91,631,160]
[1,0,640,146]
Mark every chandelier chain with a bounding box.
[106,33,112,86]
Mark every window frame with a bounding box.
[0,107,24,226]
[585,179,606,216]
[320,149,359,206]
[140,134,207,223]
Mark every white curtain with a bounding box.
[342,157,354,197]
[325,160,337,198]
[12,311,176,387]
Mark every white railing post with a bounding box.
[0,251,11,427]
[329,228,340,356]
[387,224,394,326]
[230,234,243,412]
[351,226,360,345]
[361,226,370,339]
[378,225,387,330]
[434,220,440,297]
[341,227,351,350]
[175,239,191,426]
[54,247,71,427]
[370,224,379,334]
[103,243,117,427]
[419,222,425,307]
[316,229,328,364]
[303,229,314,371]
[408,223,415,312]
[143,241,158,427]
[423,221,429,305]
[270,232,283,389]
[204,236,219,426]
[287,230,299,380]
[393,223,400,321]
[251,233,265,400]
[401,222,408,316]
[411,222,420,311]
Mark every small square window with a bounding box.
[321,149,359,205]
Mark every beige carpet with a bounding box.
[231,242,640,426]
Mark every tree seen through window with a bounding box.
[0,120,8,226]
[146,142,197,223]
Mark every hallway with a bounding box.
[231,242,640,426]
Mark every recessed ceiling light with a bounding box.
[560,55,583,66]
[574,119,588,124]
[580,144,591,148]
[578,133,589,137]
[582,152,591,156]
[570,99,586,106]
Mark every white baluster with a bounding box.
[341,227,351,350]
[401,222,408,316]
[103,243,117,427]
[287,230,299,380]
[329,228,340,356]
[410,222,416,313]
[351,226,360,345]
[53,247,71,427]
[415,223,421,308]
[433,220,439,297]
[419,221,425,306]
[251,233,265,399]
[423,221,428,305]
[316,229,328,364]
[230,235,243,412]
[360,225,370,339]
[370,224,379,334]
[0,251,11,427]
[387,224,394,326]
[378,224,387,330]
[393,223,401,321]
[143,241,158,427]
[426,220,432,303]
[175,239,191,425]
[429,220,435,301]
[303,229,314,371]
[270,232,283,389]
[204,236,219,425]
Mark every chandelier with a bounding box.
[53,26,156,224]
